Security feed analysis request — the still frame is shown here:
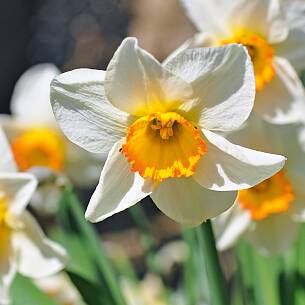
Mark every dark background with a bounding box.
[0,0,132,114]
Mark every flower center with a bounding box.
[238,171,295,221]
[122,112,207,181]
[219,30,275,91]
[11,128,65,172]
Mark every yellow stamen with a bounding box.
[122,112,207,181]
[219,30,275,91]
[11,128,65,172]
[238,171,294,221]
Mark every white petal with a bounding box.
[255,57,305,124]
[85,140,152,223]
[246,213,299,255]
[286,169,305,219]
[104,37,193,116]
[194,129,286,191]
[227,0,288,43]
[51,68,130,154]
[179,0,288,43]
[11,64,60,125]
[0,256,16,305]
[274,28,305,71]
[151,177,237,226]
[0,127,17,173]
[163,33,216,66]
[0,173,37,216]
[179,0,230,37]
[212,203,251,251]
[13,211,67,278]
[165,44,255,131]
[65,141,105,188]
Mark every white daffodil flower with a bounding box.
[50,37,286,226]
[213,115,305,255]
[1,63,104,189]
[0,128,67,304]
[35,273,85,305]
[178,0,305,124]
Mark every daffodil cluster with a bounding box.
[1,4,305,305]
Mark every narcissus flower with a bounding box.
[50,37,285,226]
[213,115,305,255]
[0,128,67,304]
[178,0,305,124]
[0,64,103,189]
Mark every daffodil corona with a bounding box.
[11,128,65,172]
[238,171,294,220]
[178,0,305,124]
[219,30,275,91]
[122,112,207,181]
[50,37,286,226]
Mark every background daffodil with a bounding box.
[0,128,67,304]
[213,115,305,255]
[1,63,104,189]
[178,0,305,124]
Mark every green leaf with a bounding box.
[237,240,281,305]
[56,186,127,305]
[11,274,59,305]
[295,224,305,305]
[67,271,112,305]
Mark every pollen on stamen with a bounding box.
[122,112,207,182]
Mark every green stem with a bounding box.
[62,185,127,305]
[196,220,229,305]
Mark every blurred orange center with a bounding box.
[122,112,207,181]
[220,30,275,91]
[11,128,65,172]
[238,171,294,221]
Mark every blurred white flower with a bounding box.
[50,37,285,226]
[121,274,167,305]
[213,115,305,255]
[155,241,188,275]
[178,0,305,124]
[1,63,104,189]
[35,273,85,305]
[0,128,67,304]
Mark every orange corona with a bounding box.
[220,30,275,91]
[238,171,294,221]
[11,128,65,172]
[122,112,207,181]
